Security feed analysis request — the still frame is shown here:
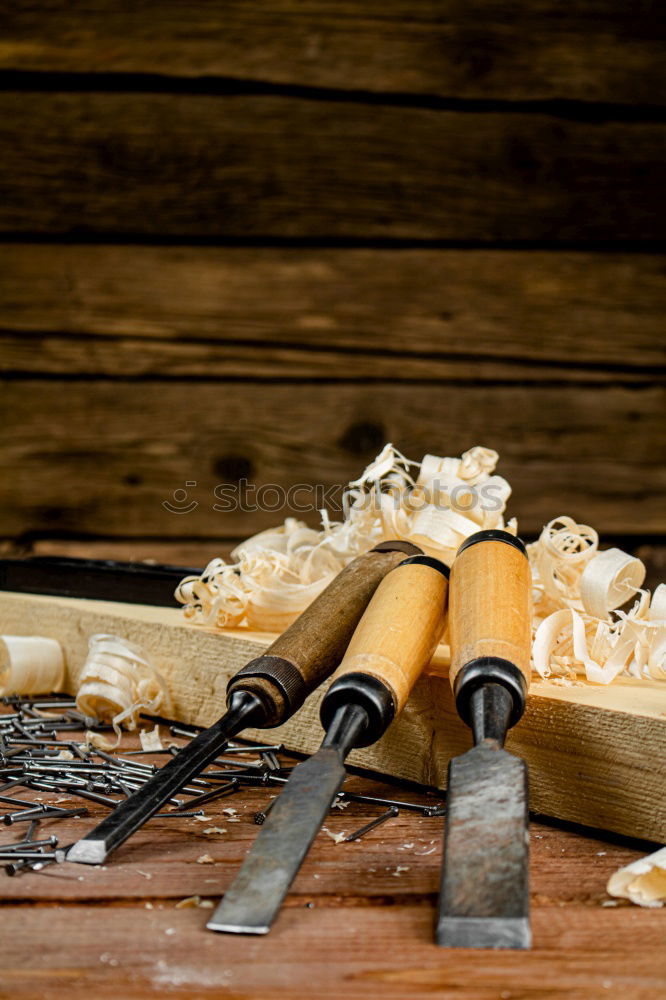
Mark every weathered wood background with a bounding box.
[0,7,665,997]
[0,2,664,565]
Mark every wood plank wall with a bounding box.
[0,2,664,571]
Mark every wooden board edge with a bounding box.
[0,591,664,842]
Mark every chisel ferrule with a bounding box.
[456,529,527,558]
[453,656,527,730]
[226,655,307,727]
[320,672,395,747]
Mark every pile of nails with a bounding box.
[0,696,444,874]
[153,715,446,840]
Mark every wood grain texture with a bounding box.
[0,537,238,566]
[0,93,664,240]
[331,560,448,712]
[0,762,651,905]
[1,1,664,106]
[2,903,665,1000]
[449,537,532,689]
[253,546,407,698]
[0,713,663,999]
[1,245,664,376]
[1,591,664,842]
[1,380,663,538]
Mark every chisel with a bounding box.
[66,541,418,865]
[207,552,449,934]
[0,556,198,606]
[437,529,532,949]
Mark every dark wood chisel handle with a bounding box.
[227,541,421,725]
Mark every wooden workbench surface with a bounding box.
[2,746,665,999]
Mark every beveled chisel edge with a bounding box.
[206,918,270,935]
[66,839,107,865]
[437,915,531,950]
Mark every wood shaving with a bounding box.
[76,634,172,747]
[175,895,214,909]
[202,827,227,835]
[196,854,215,864]
[177,446,664,686]
[322,827,346,845]
[607,848,666,907]
[176,445,512,630]
[139,726,164,752]
[0,635,65,696]
[531,527,664,684]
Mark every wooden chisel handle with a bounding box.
[226,541,421,726]
[320,555,449,745]
[449,529,532,725]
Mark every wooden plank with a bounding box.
[0,93,664,240]
[1,2,664,106]
[5,331,660,383]
[1,904,664,999]
[1,712,663,997]
[1,379,664,537]
[1,246,664,374]
[0,537,236,567]
[0,792,645,904]
[1,591,664,842]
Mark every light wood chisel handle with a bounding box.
[320,555,449,744]
[227,541,420,725]
[449,529,532,725]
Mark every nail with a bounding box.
[154,810,205,818]
[338,791,445,815]
[0,836,58,852]
[345,806,399,842]
[177,779,239,811]
[3,805,48,825]
[260,751,281,772]
[254,797,277,825]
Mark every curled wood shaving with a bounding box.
[0,635,65,696]
[530,519,663,684]
[76,634,172,748]
[176,445,512,630]
[177,447,664,686]
[140,726,164,752]
[607,848,666,907]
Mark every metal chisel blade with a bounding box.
[207,748,346,934]
[67,718,239,865]
[437,742,530,950]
